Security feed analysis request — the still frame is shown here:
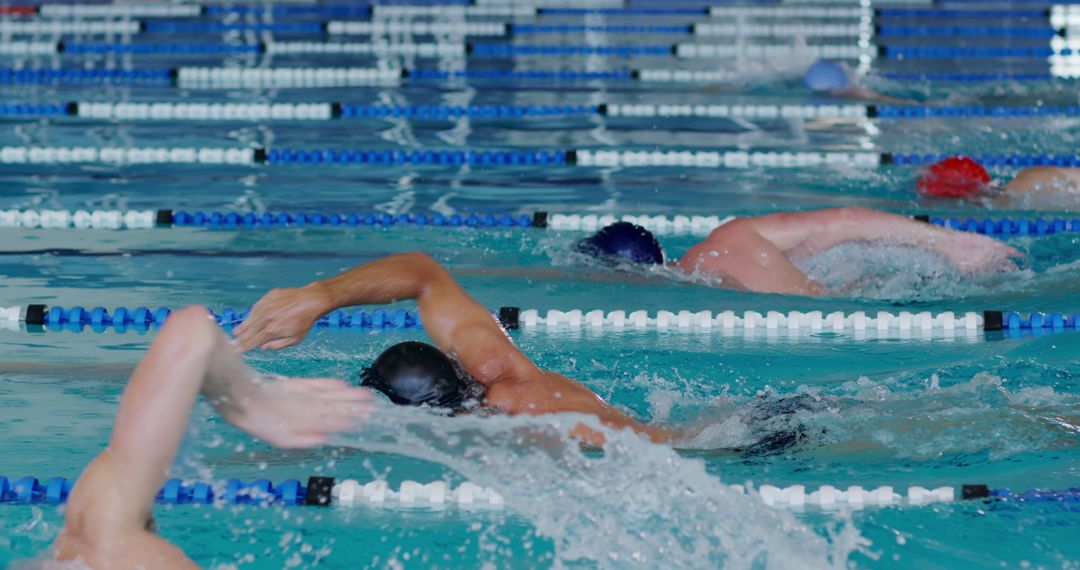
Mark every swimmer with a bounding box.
[53,306,374,569]
[918,155,1080,206]
[235,252,676,447]
[577,207,1019,296]
[803,59,910,105]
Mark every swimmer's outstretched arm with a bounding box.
[236,253,673,445]
[679,207,1019,294]
[56,306,370,569]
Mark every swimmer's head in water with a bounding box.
[360,341,484,411]
[802,60,850,92]
[917,156,991,199]
[577,222,665,265]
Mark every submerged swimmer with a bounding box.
[576,206,1018,296]
[918,155,1080,207]
[802,59,910,105]
[53,306,373,568]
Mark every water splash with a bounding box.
[673,371,1079,461]
[332,403,863,569]
[793,242,999,301]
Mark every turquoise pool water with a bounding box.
[1,2,1079,568]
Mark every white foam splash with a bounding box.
[332,403,863,569]
[793,242,981,300]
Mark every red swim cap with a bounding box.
[916,156,991,198]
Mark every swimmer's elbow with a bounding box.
[396,252,452,287]
[397,251,437,266]
[160,306,218,348]
[396,251,439,275]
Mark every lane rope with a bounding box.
[0,101,879,121]
[1,209,1077,239]
[0,41,877,61]
[3,306,1075,336]
[5,66,1080,87]
[0,147,892,168]
[1,475,1074,511]
[10,19,1057,41]
[20,101,1080,122]
[7,39,1075,64]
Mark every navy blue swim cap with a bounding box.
[803,60,850,92]
[360,342,482,410]
[577,222,664,265]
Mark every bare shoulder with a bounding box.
[483,369,599,416]
[1005,166,1074,193]
[678,218,762,272]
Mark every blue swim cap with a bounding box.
[360,341,483,411]
[577,222,664,265]
[803,60,850,92]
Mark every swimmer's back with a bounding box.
[1004,166,1080,194]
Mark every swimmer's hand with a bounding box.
[234,285,331,351]
[221,378,374,448]
[939,233,1021,273]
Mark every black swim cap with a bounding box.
[576,222,664,265]
[360,341,481,410]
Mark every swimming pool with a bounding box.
[0,1,1078,568]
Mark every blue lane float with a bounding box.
[0,68,174,86]
[339,103,599,119]
[0,475,315,506]
[35,306,424,333]
[0,103,69,117]
[890,153,1080,168]
[884,46,1072,59]
[875,105,1080,119]
[263,148,569,166]
[915,215,1080,237]
[171,210,538,229]
[875,26,1059,39]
